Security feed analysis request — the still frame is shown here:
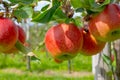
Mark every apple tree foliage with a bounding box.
[0,0,119,79]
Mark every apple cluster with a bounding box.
[0,17,26,54]
[45,4,120,63]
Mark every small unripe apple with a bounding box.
[0,17,18,52]
[89,4,120,42]
[79,28,106,56]
[3,25,26,53]
[45,23,83,61]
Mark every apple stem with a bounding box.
[95,0,105,4]
[2,1,9,18]
[83,24,89,32]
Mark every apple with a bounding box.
[0,17,18,52]
[89,4,120,42]
[3,25,26,53]
[79,28,106,56]
[45,23,83,61]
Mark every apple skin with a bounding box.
[45,23,83,61]
[0,17,18,52]
[3,25,26,53]
[89,4,120,42]
[79,28,106,56]
[17,25,26,44]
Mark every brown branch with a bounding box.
[62,0,74,18]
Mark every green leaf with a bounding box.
[75,8,84,12]
[70,0,90,8]
[13,6,33,19]
[52,0,59,5]
[111,43,116,71]
[27,52,40,62]
[52,8,67,22]
[41,4,50,11]
[32,2,60,23]
[9,0,34,5]
[31,56,40,62]
[71,0,111,13]
[89,0,110,12]
[72,17,83,27]
[107,71,113,76]
[15,41,28,53]
[102,54,113,70]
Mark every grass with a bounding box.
[0,51,92,72]
[0,71,94,80]
[0,51,93,79]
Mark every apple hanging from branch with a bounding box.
[0,17,18,52]
[3,25,26,53]
[89,4,120,42]
[79,27,106,56]
[45,23,83,61]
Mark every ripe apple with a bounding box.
[0,17,18,52]
[79,28,106,56]
[45,23,83,61]
[89,4,120,42]
[3,25,26,53]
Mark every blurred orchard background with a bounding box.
[1,0,120,80]
[0,0,94,80]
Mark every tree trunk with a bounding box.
[114,40,120,80]
[94,43,112,80]
[22,19,31,70]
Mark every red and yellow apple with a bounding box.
[3,25,26,53]
[79,28,106,56]
[45,23,83,61]
[89,4,120,42]
[0,17,18,52]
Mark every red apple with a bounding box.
[89,4,120,42]
[45,23,83,61]
[79,28,106,56]
[0,17,18,52]
[3,25,26,53]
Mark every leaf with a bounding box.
[9,0,34,5]
[41,4,50,11]
[102,54,113,70]
[70,0,90,8]
[89,0,110,12]
[72,17,83,27]
[52,8,67,22]
[107,71,113,76]
[111,43,116,71]
[75,8,84,12]
[32,11,41,18]
[15,41,40,62]
[27,52,40,62]
[70,0,111,13]
[52,0,59,5]
[32,2,60,23]
[15,41,28,53]
[13,6,33,19]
